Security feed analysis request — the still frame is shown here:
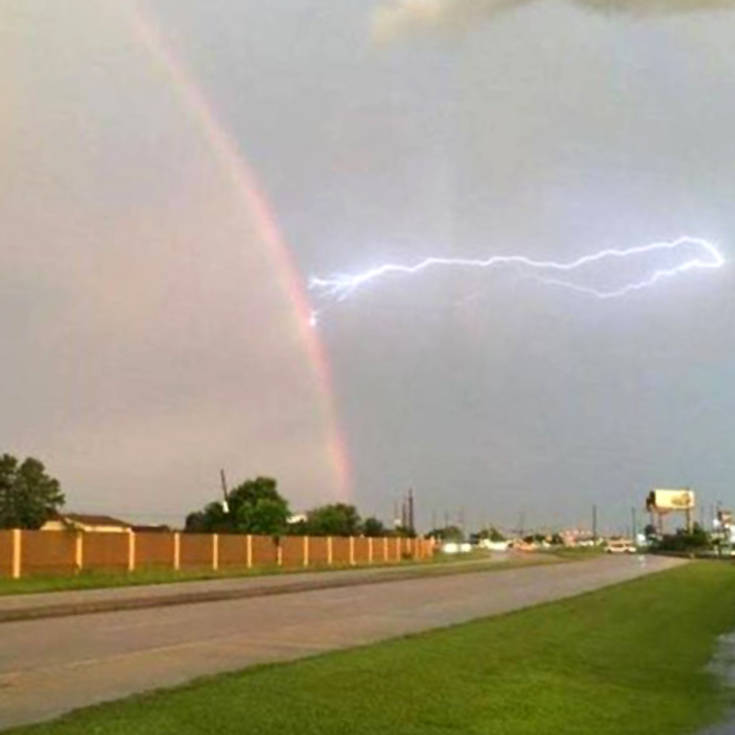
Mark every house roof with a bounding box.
[131,524,171,533]
[50,512,131,528]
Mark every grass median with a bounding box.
[8,561,735,735]
[0,549,562,597]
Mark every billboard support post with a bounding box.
[645,489,696,536]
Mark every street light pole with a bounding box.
[592,505,598,542]
[631,507,637,541]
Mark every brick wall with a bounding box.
[308,536,329,565]
[0,531,12,577]
[136,532,175,568]
[1,531,434,578]
[280,536,305,567]
[331,537,351,564]
[179,533,211,569]
[84,532,129,571]
[21,530,76,576]
[251,535,277,566]
[218,534,247,568]
[354,537,370,564]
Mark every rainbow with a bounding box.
[127,4,351,499]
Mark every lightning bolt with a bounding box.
[309,236,724,312]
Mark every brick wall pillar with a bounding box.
[128,531,136,572]
[173,532,181,571]
[11,529,21,579]
[75,531,83,572]
[212,534,219,571]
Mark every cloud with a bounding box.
[372,0,520,43]
[371,0,735,42]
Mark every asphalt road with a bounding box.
[0,554,684,729]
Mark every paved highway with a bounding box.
[0,554,684,729]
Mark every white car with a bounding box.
[441,542,472,554]
[606,540,636,554]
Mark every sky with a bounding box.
[2,0,735,533]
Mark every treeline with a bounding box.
[0,453,65,529]
[185,476,414,537]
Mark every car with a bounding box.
[606,540,636,554]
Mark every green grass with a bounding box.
[8,561,735,735]
[0,550,559,597]
[0,565,284,595]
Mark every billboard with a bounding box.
[649,489,695,511]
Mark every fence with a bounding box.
[0,529,435,579]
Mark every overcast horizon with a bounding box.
[3,0,735,533]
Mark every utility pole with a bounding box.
[631,507,637,541]
[220,469,229,512]
[407,488,415,534]
[592,505,598,542]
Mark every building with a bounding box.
[41,513,132,533]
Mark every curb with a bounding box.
[0,560,510,624]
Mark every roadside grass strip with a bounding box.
[7,561,735,735]
[0,551,558,597]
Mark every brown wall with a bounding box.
[136,532,175,568]
[251,535,277,566]
[218,534,246,568]
[331,537,351,564]
[280,536,304,567]
[373,537,389,563]
[308,536,329,565]
[0,530,12,577]
[180,534,211,569]
[354,537,370,564]
[84,532,129,571]
[3,530,435,578]
[21,530,76,576]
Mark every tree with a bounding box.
[392,524,417,538]
[362,517,386,537]
[488,526,505,542]
[184,476,290,535]
[657,523,710,552]
[425,525,463,541]
[304,503,362,537]
[185,502,228,533]
[0,454,65,529]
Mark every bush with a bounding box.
[656,524,710,552]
